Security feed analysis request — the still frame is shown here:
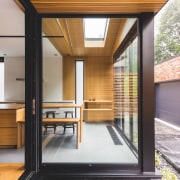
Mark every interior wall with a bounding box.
[43,57,63,102]
[4,57,25,101]
[63,56,113,101]
[84,56,113,100]
[4,56,63,102]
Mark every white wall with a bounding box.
[0,0,24,36]
[4,56,63,102]
[43,57,63,102]
[4,57,25,101]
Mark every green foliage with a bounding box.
[133,132,138,148]
[155,151,178,180]
[155,151,161,167]
[155,0,180,63]
[162,168,178,180]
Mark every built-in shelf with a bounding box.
[83,100,113,122]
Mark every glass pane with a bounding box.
[114,37,138,151]
[42,18,138,166]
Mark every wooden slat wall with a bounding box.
[84,56,113,101]
[63,56,75,100]
[63,56,113,101]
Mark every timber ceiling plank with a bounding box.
[104,19,123,55]
[42,18,64,36]
[42,17,132,57]
[66,18,84,48]
[42,18,73,56]
[49,38,72,56]
[31,0,169,14]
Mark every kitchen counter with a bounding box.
[0,103,25,148]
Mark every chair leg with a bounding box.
[73,124,75,134]
[63,125,66,135]
[54,125,56,134]
[44,125,47,135]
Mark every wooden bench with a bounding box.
[17,118,81,149]
[43,118,80,149]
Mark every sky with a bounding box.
[154,0,173,34]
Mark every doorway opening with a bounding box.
[41,17,139,167]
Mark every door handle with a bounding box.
[32,98,35,115]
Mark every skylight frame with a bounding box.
[84,18,109,41]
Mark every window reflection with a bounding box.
[114,37,138,151]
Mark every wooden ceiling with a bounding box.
[17,0,169,57]
[30,0,169,14]
[42,18,128,57]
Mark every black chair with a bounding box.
[44,111,57,134]
[63,111,75,134]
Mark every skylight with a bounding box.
[84,18,109,40]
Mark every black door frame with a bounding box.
[18,0,42,177]
[18,0,159,179]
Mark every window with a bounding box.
[84,18,108,40]
[84,18,109,47]
[114,37,138,152]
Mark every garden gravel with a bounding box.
[155,119,180,179]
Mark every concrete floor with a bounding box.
[42,122,138,164]
[0,122,138,165]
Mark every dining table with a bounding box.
[42,103,83,142]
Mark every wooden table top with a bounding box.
[0,103,25,110]
[84,100,112,103]
[43,103,83,108]
[17,118,80,123]
[43,118,80,123]
[0,103,82,109]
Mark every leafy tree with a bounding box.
[154,0,180,63]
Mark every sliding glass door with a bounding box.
[114,37,138,151]
[41,17,138,168]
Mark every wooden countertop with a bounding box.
[84,100,112,103]
[0,104,25,110]
[43,103,83,108]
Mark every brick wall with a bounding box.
[154,56,180,83]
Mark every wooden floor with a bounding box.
[0,163,24,180]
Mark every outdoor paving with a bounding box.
[155,119,180,175]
